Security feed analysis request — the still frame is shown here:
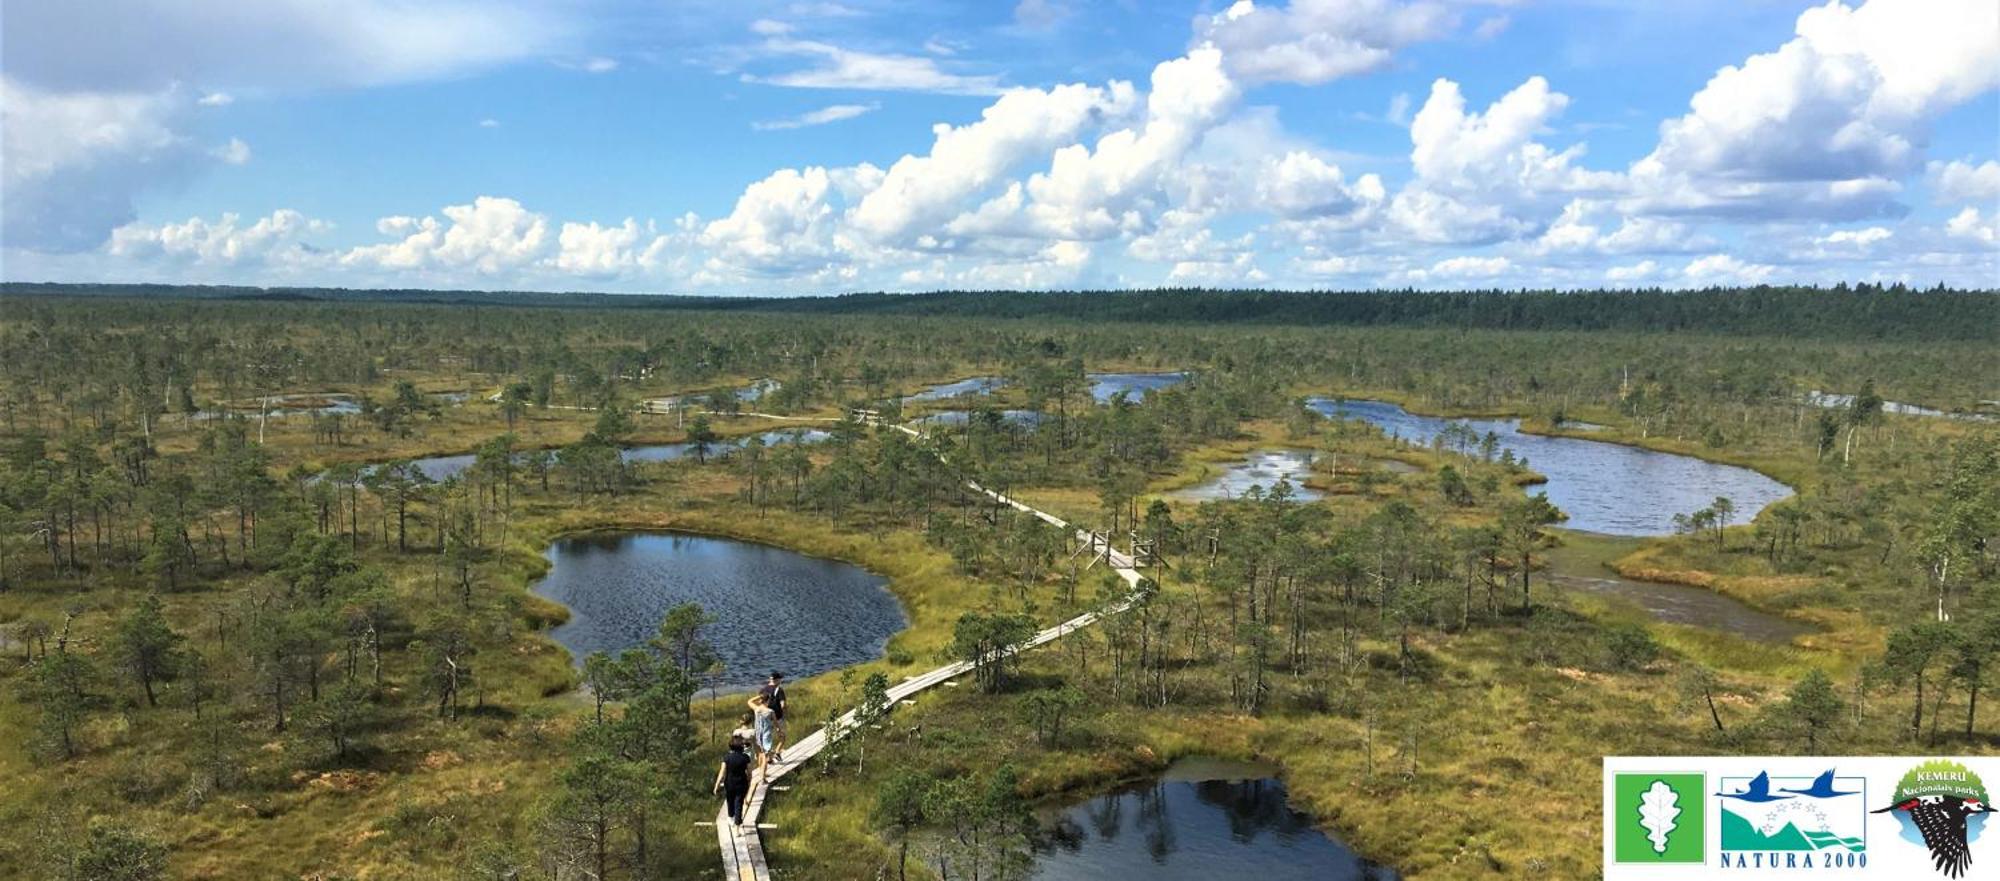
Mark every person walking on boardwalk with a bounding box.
[749,693,780,770]
[714,735,753,826]
[732,712,761,763]
[759,671,789,757]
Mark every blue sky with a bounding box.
[3,0,1995,293]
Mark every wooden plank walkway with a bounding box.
[714,417,1144,880]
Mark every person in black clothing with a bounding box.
[713,735,753,826]
[759,671,788,755]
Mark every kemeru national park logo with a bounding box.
[1716,769,1868,869]
[1612,772,1705,864]
[1872,759,1994,878]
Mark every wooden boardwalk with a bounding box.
[715,420,1145,880]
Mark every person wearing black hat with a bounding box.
[758,671,788,759]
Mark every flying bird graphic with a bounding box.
[1780,770,1859,799]
[1719,771,1793,803]
[1873,795,1993,878]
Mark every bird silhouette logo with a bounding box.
[1781,770,1860,799]
[1719,771,1793,803]
[1875,760,1994,878]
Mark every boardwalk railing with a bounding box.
[715,417,1145,881]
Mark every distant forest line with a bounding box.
[4,281,1996,342]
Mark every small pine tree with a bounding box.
[1784,669,1845,751]
[111,594,185,707]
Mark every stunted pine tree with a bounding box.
[111,593,184,707]
[1781,669,1844,751]
[30,643,93,759]
[1499,493,1563,612]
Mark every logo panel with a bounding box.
[1716,768,1868,869]
[1870,759,1992,879]
[1613,772,1705,864]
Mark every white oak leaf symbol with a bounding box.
[1637,779,1682,855]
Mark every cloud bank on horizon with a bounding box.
[2,0,1996,293]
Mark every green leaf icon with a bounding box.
[1638,779,1683,854]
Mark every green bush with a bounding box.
[1604,624,1661,671]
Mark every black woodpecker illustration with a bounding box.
[1873,795,1993,878]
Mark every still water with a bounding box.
[904,371,1189,404]
[1307,398,1793,537]
[404,428,829,482]
[1088,371,1187,402]
[915,409,1045,428]
[1173,449,1425,502]
[1172,450,1325,502]
[1805,390,1994,422]
[531,531,904,689]
[905,376,1004,402]
[1033,758,1396,881]
[194,393,361,421]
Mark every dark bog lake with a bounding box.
[904,371,1188,404]
[531,531,904,689]
[916,409,1044,428]
[1088,371,1187,402]
[1307,398,1793,537]
[195,393,361,421]
[1033,758,1396,881]
[405,428,829,482]
[905,376,1004,402]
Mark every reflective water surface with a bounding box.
[531,531,904,689]
[1171,448,1428,503]
[915,409,1044,427]
[1307,398,1793,537]
[1032,758,1397,881]
[903,371,1189,404]
[406,428,829,482]
[1087,371,1187,402]
[905,376,1004,402]
[1805,390,1994,422]
[1172,449,1325,502]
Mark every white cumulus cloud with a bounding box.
[108,209,331,265]
[850,82,1137,245]
[1193,0,1452,86]
[1627,0,1999,220]
[1945,207,1997,243]
[1928,159,2000,203]
[342,196,551,274]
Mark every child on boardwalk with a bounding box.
[732,712,761,762]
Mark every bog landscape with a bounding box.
[0,285,1995,879]
[3,1,1997,879]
